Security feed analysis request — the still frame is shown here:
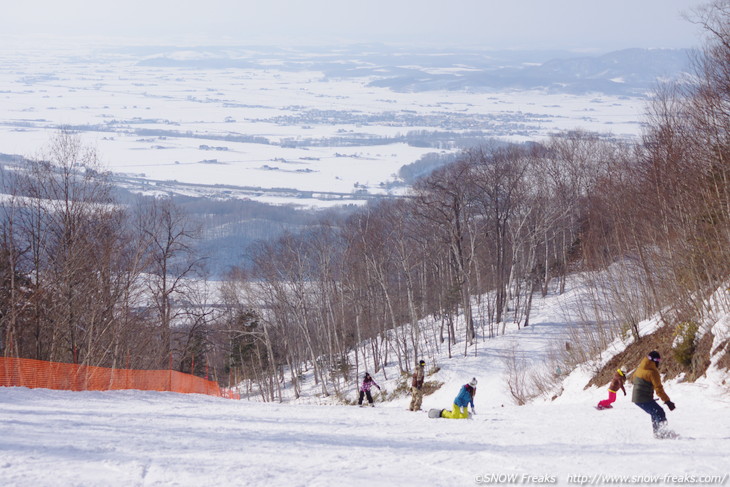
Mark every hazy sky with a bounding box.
[1,0,709,50]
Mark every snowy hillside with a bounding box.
[1,277,729,486]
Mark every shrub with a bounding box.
[672,321,699,367]
[380,367,444,401]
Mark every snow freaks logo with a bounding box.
[475,474,557,484]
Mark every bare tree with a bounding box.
[137,197,204,368]
[413,159,479,347]
[14,130,122,364]
[469,145,531,330]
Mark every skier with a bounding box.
[358,372,381,407]
[409,359,426,411]
[596,367,627,410]
[442,378,477,419]
[632,351,677,438]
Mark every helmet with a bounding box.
[418,360,425,367]
[616,368,626,377]
[468,377,478,387]
[648,351,661,363]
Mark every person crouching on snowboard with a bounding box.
[442,378,477,419]
[632,351,676,438]
[358,372,381,407]
[597,368,627,410]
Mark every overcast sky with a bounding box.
[1,0,709,51]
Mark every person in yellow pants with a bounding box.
[441,378,477,419]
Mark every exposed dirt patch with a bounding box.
[422,380,445,395]
[714,339,730,371]
[383,366,444,402]
[691,330,715,380]
[585,324,714,389]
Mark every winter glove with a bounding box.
[665,401,676,411]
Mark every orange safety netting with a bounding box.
[0,357,239,399]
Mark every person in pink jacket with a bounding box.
[358,372,381,407]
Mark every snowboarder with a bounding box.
[409,359,426,411]
[358,372,381,407]
[441,378,477,419]
[596,367,627,410]
[632,351,677,438]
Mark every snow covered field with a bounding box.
[1,279,728,487]
[0,42,647,207]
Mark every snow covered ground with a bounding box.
[1,279,729,486]
[1,384,728,487]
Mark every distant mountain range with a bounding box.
[368,48,694,95]
[137,46,695,97]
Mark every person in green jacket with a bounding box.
[632,351,676,438]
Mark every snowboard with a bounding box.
[595,405,612,410]
[428,408,444,418]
